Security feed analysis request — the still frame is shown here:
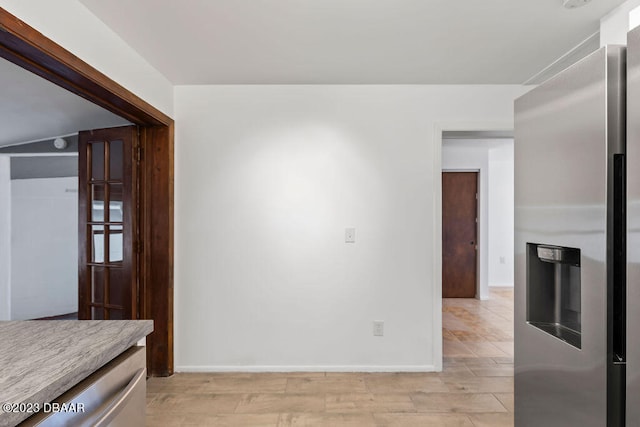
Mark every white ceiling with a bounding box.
[80,0,626,84]
[0,58,129,148]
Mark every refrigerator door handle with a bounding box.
[607,153,627,427]
[612,153,626,363]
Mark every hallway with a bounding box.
[443,288,514,360]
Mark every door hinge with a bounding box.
[475,193,478,200]
[135,241,143,253]
[136,147,143,163]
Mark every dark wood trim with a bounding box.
[0,7,174,376]
[141,125,175,376]
[0,12,172,126]
[78,137,90,320]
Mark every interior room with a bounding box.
[0,57,128,321]
[1,0,639,426]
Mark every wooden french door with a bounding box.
[442,172,478,298]
[78,126,139,320]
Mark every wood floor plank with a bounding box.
[364,373,449,393]
[494,392,514,412]
[411,392,507,413]
[145,414,185,426]
[469,412,514,427]
[146,392,242,414]
[182,413,281,426]
[286,376,368,394]
[325,393,416,413]
[374,413,475,427]
[443,376,514,393]
[469,364,514,377]
[278,412,376,426]
[235,393,326,413]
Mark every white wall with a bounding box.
[631,4,640,31]
[0,0,173,117]
[600,0,640,45]
[488,142,514,287]
[0,156,10,320]
[174,85,526,371]
[10,177,78,319]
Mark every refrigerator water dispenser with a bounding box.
[527,243,581,348]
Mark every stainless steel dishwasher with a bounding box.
[20,346,146,427]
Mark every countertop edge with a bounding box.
[0,320,153,426]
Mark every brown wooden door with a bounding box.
[442,172,478,298]
[78,126,139,320]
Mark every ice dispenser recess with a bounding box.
[527,243,581,348]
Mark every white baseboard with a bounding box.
[489,284,514,288]
[175,365,438,373]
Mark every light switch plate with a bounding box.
[373,320,384,336]
[345,227,356,243]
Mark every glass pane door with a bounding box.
[78,126,138,320]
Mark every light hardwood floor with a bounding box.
[146,288,514,426]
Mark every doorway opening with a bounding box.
[0,8,174,376]
[439,130,514,361]
[0,55,131,322]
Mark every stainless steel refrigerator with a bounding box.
[514,29,640,426]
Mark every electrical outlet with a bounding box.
[499,256,506,264]
[345,227,356,243]
[373,320,384,337]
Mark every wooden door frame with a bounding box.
[0,8,174,376]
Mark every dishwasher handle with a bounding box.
[84,368,145,427]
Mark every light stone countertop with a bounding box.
[0,320,153,426]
